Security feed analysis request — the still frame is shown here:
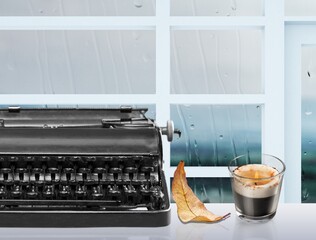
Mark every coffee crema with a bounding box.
[233,164,279,199]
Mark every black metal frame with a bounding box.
[0,107,171,227]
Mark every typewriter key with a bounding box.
[124,167,138,181]
[48,168,58,181]
[0,186,7,198]
[26,185,38,199]
[108,185,121,196]
[91,186,103,200]
[123,185,137,195]
[75,185,87,198]
[11,185,22,198]
[43,185,54,198]
[59,185,71,198]
[141,166,154,180]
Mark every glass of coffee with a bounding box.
[228,154,286,221]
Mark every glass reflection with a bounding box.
[171,0,264,16]
[302,46,316,202]
[171,178,233,203]
[0,30,155,94]
[171,30,262,94]
[0,0,156,16]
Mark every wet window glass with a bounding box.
[171,178,233,203]
[285,0,316,16]
[302,46,316,202]
[171,30,263,94]
[0,30,155,94]
[0,0,155,16]
[171,0,264,16]
[171,104,262,166]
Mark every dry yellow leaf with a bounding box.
[172,160,230,223]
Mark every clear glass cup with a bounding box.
[228,154,286,222]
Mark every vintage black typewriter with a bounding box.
[0,106,178,227]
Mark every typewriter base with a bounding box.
[0,208,171,227]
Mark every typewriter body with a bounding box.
[0,106,176,227]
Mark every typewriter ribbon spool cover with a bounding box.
[0,107,178,227]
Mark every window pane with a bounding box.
[285,0,316,16]
[302,46,316,202]
[0,0,155,16]
[171,104,261,166]
[0,30,155,94]
[171,30,262,94]
[171,0,264,16]
[171,178,233,203]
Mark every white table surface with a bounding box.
[0,203,313,240]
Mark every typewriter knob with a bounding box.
[161,120,181,142]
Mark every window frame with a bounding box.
[0,0,291,202]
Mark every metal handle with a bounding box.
[161,120,181,142]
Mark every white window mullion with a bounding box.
[0,16,155,30]
[264,0,285,158]
[285,26,302,203]
[285,16,316,23]
[171,167,230,178]
[170,16,266,29]
[264,0,286,201]
[155,0,171,191]
[168,94,266,105]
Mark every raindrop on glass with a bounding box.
[210,34,215,39]
[133,0,143,8]
[39,9,44,14]
[190,124,195,130]
[215,9,219,14]
[305,111,313,116]
[232,6,237,11]
[188,114,192,119]
[226,13,231,16]
[309,140,313,144]
[219,135,224,140]
[302,187,309,201]
[224,73,229,78]
[304,152,307,156]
